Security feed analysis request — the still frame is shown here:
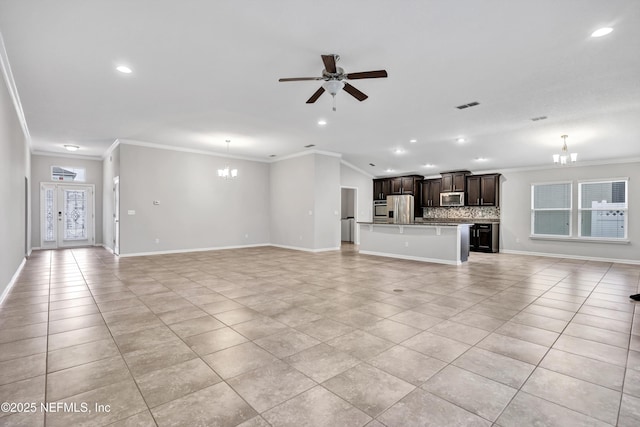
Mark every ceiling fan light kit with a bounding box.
[279,54,388,111]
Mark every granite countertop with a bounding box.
[418,218,500,224]
[360,221,474,227]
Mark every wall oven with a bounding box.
[373,200,387,222]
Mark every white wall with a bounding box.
[340,162,373,222]
[270,152,342,251]
[340,162,374,244]
[269,154,317,250]
[118,143,270,255]
[314,154,341,250]
[0,62,29,299]
[30,154,103,247]
[500,161,640,263]
[102,144,120,251]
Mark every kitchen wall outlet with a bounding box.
[155,238,160,244]
[153,200,160,205]
[127,210,136,215]
[405,241,409,247]
[334,210,338,216]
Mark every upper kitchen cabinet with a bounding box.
[389,175,422,195]
[441,171,470,192]
[466,173,500,206]
[373,179,391,200]
[421,178,441,207]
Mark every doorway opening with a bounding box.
[40,183,95,249]
[340,187,357,246]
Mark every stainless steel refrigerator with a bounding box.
[386,195,415,224]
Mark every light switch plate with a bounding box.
[127,210,136,215]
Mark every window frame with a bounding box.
[577,178,628,240]
[530,181,573,238]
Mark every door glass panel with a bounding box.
[44,188,55,241]
[64,189,87,240]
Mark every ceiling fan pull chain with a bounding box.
[333,95,337,112]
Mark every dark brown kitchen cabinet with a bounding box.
[389,176,421,195]
[441,171,469,192]
[421,179,441,207]
[470,223,499,253]
[373,179,391,200]
[466,174,500,206]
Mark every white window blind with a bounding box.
[579,180,628,239]
[531,182,572,236]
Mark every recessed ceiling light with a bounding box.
[317,120,327,126]
[591,27,613,38]
[394,148,405,154]
[457,138,465,143]
[422,163,435,168]
[369,163,376,167]
[474,157,487,162]
[64,145,79,152]
[409,139,417,143]
[385,168,394,173]
[116,65,132,74]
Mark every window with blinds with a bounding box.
[531,182,572,236]
[579,180,628,239]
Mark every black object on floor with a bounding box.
[630,294,640,301]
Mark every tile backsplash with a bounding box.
[423,206,500,219]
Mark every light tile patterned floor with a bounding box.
[0,245,639,426]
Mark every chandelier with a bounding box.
[553,135,577,165]
[217,140,238,179]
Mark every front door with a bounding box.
[41,183,95,249]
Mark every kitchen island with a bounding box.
[358,222,472,265]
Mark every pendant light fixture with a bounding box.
[217,140,238,179]
[553,135,577,165]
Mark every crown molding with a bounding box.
[0,31,30,145]
[269,149,342,163]
[31,150,103,161]
[116,138,271,163]
[340,159,374,178]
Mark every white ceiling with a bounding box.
[1,0,639,176]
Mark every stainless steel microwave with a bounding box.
[440,192,465,207]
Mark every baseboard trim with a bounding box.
[118,243,271,258]
[101,244,114,254]
[269,244,341,253]
[500,249,640,266]
[0,257,27,307]
[359,250,462,265]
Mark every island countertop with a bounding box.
[359,221,473,227]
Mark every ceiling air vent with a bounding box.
[531,116,548,121]
[455,101,480,110]
[304,144,315,148]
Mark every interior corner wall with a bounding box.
[314,154,341,250]
[102,145,120,251]
[118,144,270,255]
[340,162,373,223]
[0,65,29,298]
[30,155,104,247]
[269,154,316,250]
[500,161,640,263]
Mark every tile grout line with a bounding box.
[69,249,160,427]
[491,261,618,425]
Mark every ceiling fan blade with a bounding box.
[343,83,368,101]
[346,70,388,80]
[306,86,325,103]
[321,54,337,73]
[279,77,323,82]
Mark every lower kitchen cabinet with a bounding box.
[470,223,499,253]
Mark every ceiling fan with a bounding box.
[279,54,388,111]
